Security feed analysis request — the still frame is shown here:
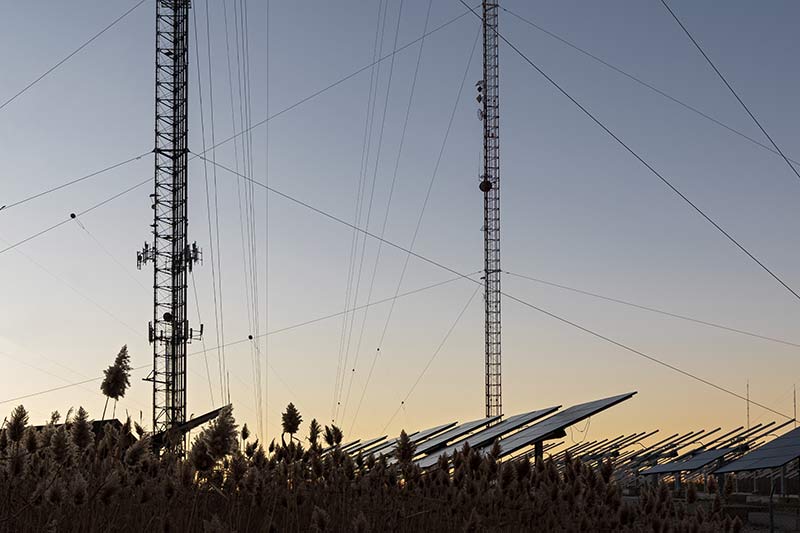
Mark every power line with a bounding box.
[71,217,148,290]
[505,270,800,349]
[193,5,227,405]
[265,273,480,337]
[197,6,476,160]
[0,271,475,407]
[342,0,432,424]
[501,290,791,421]
[1,6,473,217]
[232,0,264,439]
[0,152,149,214]
[340,0,407,425]
[222,0,255,417]
[332,0,390,423]
[381,285,480,433]
[0,0,148,113]
[0,178,149,257]
[197,153,792,421]
[347,27,482,431]
[659,0,800,183]
[500,7,800,169]
[458,0,800,304]
[1,237,139,335]
[190,271,216,407]
[264,0,272,445]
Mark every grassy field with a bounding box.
[0,403,743,532]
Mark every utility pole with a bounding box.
[477,0,502,418]
[138,0,202,451]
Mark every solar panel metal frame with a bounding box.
[356,422,456,458]
[409,421,459,445]
[609,430,660,464]
[580,432,650,463]
[716,426,800,473]
[368,422,458,458]
[322,439,359,456]
[616,432,682,467]
[583,433,639,458]
[555,438,607,462]
[416,406,560,468]
[412,416,501,457]
[622,430,706,470]
[638,424,774,476]
[738,420,794,452]
[340,440,360,451]
[496,392,636,459]
[345,435,387,455]
[642,447,734,475]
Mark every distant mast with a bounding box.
[478,0,502,418]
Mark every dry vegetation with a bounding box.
[0,403,743,532]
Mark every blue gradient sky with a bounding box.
[1,1,799,444]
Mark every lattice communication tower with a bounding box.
[477,0,502,418]
[137,0,202,446]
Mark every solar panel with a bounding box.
[368,422,459,458]
[716,427,800,473]
[357,439,395,456]
[412,416,500,458]
[416,406,560,468]
[340,440,360,451]
[496,392,637,459]
[345,435,386,455]
[642,448,734,475]
[355,422,455,457]
[410,421,459,444]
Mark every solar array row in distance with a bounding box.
[642,447,733,475]
[716,427,800,473]
[366,422,458,458]
[345,436,386,455]
[416,407,560,468]
[496,392,637,459]
[413,416,500,458]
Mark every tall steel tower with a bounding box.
[477,0,502,418]
[137,0,202,444]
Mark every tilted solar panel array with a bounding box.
[335,391,637,472]
[345,436,386,455]
[358,422,458,458]
[642,447,734,475]
[413,416,500,457]
[716,426,800,473]
[495,392,637,459]
[415,406,560,468]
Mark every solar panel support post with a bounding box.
[138,0,202,455]
[769,479,774,531]
[479,0,502,419]
[534,440,543,464]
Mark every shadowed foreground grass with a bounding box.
[0,404,741,532]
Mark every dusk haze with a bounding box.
[1,1,799,530]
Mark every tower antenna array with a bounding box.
[477,0,502,418]
[137,0,202,450]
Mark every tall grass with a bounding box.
[0,404,741,532]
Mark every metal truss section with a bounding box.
[137,0,201,445]
[478,0,502,418]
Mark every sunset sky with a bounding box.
[1,1,799,447]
